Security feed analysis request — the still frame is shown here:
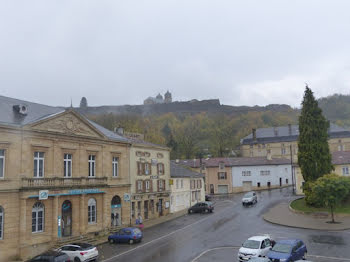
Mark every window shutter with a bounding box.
[137,162,140,175]
[157,180,160,192]
[149,163,152,175]
[136,180,139,192]
[143,180,146,192]
[217,173,220,180]
[157,163,159,175]
[161,164,164,175]
[150,180,153,192]
[225,172,227,179]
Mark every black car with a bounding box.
[188,202,214,214]
[28,250,71,262]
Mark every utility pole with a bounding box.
[290,144,295,195]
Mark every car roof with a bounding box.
[38,250,66,256]
[277,239,301,245]
[248,235,270,241]
[121,227,138,230]
[70,243,93,248]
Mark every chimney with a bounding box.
[288,124,292,135]
[267,150,272,160]
[274,127,278,136]
[252,128,257,141]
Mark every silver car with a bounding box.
[242,191,257,206]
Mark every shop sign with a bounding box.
[123,193,131,202]
[148,194,156,199]
[133,195,143,200]
[68,188,102,195]
[111,204,121,208]
[39,190,49,200]
[150,175,159,179]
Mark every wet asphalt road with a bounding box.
[98,187,350,262]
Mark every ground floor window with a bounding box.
[137,201,141,216]
[32,202,44,233]
[286,179,289,184]
[0,206,3,239]
[267,182,271,187]
[88,198,97,224]
[257,182,260,187]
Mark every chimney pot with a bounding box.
[252,128,257,141]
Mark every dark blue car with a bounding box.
[108,227,143,244]
[267,239,307,262]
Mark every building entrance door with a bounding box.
[158,199,163,216]
[280,177,282,187]
[111,196,122,227]
[144,200,149,219]
[61,200,72,237]
[210,184,214,194]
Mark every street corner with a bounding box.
[262,201,350,231]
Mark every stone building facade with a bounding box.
[0,96,131,261]
[129,141,171,223]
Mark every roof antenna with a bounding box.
[70,97,73,108]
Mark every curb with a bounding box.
[262,214,350,231]
[263,201,350,231]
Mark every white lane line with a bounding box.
[101,208,230,262]
[307,254,350,261]
[191,246,240,262]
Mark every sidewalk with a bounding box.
[263,202,350,230]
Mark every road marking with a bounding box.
[100,207,230,262]
[191,246,240,262]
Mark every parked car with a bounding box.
[205,194,212,201]
[28,250,71,262]
[238,235,274,261]
[108,227,143,244]
[242,191,257,206]
[248,257,272,262]
[188,201,214,214]
[267,239,307,262]
[57,243,98,262]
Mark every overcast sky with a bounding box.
[1,1,350,108]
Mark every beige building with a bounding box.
[177,158,234,194]
[0,96,132,261]
[240,124,350,194]
[295,151,350,194]
[128,139,171,223]
[170,162,205,213]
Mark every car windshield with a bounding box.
[244,193,254,198]
[243,240,260,249]
[271,243,292,253]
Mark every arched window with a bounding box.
[32,202,44,233]
[0,206,3,239]
[88,198,96,224]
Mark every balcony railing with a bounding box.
[21,177,108,189]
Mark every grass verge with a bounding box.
[290,198,350,214]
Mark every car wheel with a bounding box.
[74,257,81,262]
[129,239,134,244]
[302,252,307,260]
[189,209,193,214]
[109,238,115,244]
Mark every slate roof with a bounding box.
[0,95,63,127]
[127,137,169,150]
[0,95,128,143]
[241,124,350,145]
[176,157,290,168]
[332,151,350,165]
[170,162,205,178]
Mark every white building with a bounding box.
[231,156,292,192]
[170,162,205,213]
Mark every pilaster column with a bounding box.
[19,198,27,248]
[52,196,59,241]
[79,194,85,234]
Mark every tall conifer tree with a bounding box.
[298,85,333,183]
